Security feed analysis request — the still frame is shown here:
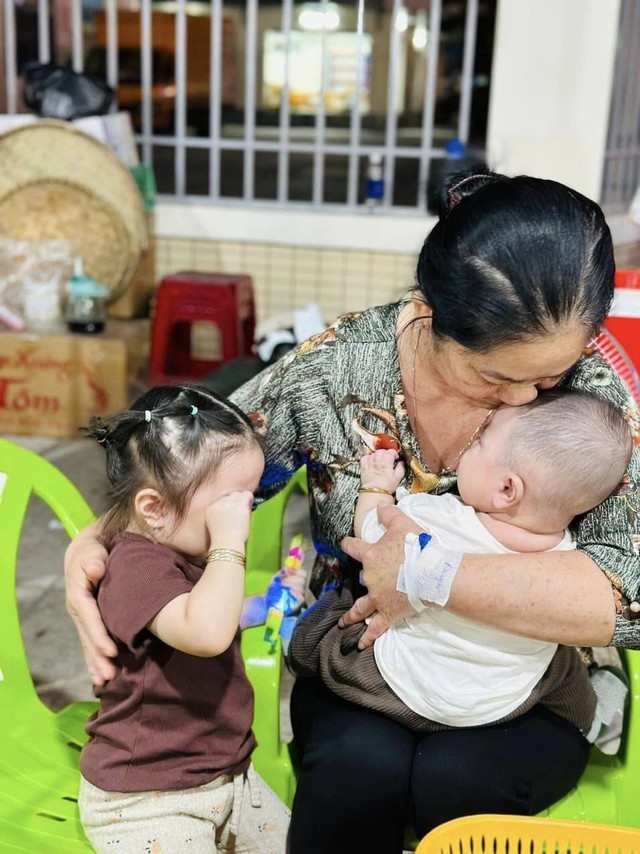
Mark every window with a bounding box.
[601,0,640,212]
[3,0,496,212]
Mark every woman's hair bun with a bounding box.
[442,168,506,218]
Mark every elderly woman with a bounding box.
[66,171,640,854]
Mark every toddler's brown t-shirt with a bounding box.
[80,532,255,792]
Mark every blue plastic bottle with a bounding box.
[365,152,384,210]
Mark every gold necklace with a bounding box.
[409,320,494,476]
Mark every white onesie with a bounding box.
[364,489,574,727]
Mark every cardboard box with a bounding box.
[108,213,156,320]
[0,320,150,437]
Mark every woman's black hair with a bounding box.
[83,384,261,546]
[416,169,615,352]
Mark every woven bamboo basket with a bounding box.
[0,180,131,297]
[0,121,147,300]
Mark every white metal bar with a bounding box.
[457,0,479,144]
[609,0,633,205]
[105,0,118,90]
[3,0,17,114]
[418,0,442,213]
[610,0,630,205]
[603,0,628,204]
[208,0,223,199]
[383,0,402,207]
[631,0,640,200]
[621,0,640,204]
[71,0,83,73]
[160,192,425,217]
[277,0,294,203]
[37,0,51,64]
[140,0,153,166]
[243,0,259,200]
[174,0,188,196]
[347,0,366,207]
[312,0,329,205]
[136,133,443,159]
[605,147,640,158]
[607,0,629,153]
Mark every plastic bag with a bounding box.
[22,62,114,121]
[0,238,73,331]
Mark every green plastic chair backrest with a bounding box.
[241,467,308,806]
[0,438,97,850]
[0,438,95,710]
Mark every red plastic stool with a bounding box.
[149,272,256,383]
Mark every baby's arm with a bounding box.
[148,492,252,656]
[354,449,405,538]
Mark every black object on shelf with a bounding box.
[22,62,114,121]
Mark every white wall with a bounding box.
[486,0,621,202]
[155,202,434,253]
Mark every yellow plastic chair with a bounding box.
[416,815,640,854]
[0,436,306,849]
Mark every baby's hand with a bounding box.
[205,491,254,548]
[360,449,405,492]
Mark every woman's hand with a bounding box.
[339,504,419,649]
[64,524,117,686]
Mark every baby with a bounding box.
[288,390,633,740]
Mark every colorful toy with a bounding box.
[264,534,306,650]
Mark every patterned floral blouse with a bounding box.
[230,301,640,649]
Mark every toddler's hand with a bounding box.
[360,449,405,492]
[206,491,254,547]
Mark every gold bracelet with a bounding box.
[358,486,395,496]
[206,548,246,567]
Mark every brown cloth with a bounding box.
[288,580,597,734]
[80,532,256,793]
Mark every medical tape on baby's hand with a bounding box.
[396,532,463,611]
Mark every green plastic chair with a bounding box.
[541,646,640,826]
[0,437,306,849]
[0,437,96,851]
[2,436,640,850]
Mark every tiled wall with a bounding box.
[155,236,418,325]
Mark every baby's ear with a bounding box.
[134,488,168,528]
[492,473,524,510]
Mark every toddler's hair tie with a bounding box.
[190,405,198,417]
[144,410,152,422]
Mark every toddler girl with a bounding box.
[78,384,292,854]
